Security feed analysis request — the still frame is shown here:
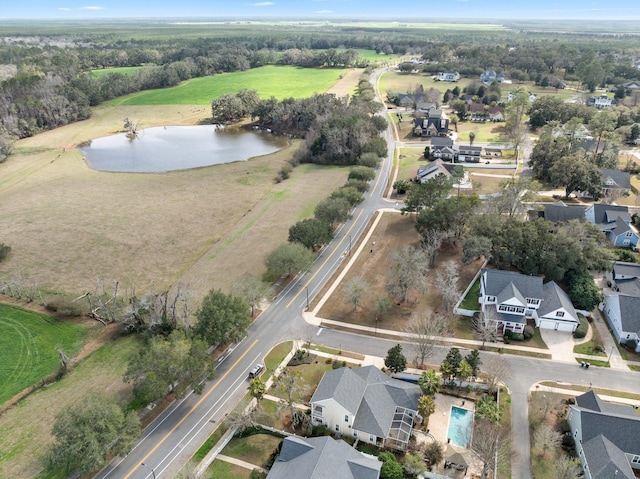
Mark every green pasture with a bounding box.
[91,66,143,78]
[112,65,347,106]
[346,48,402,61]
[0,303,85,405]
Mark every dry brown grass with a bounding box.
[325,68,364,97]
[0,104,348,299]
[317,212,484,332]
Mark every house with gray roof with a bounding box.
[541,201,587,223]
[536,282,580,332]
[479,269,578,332]
[567,391,640,479]
[310,366,421,451]
[609,261,640,294]
[415,159,454,184]
[267,435,381,479]
[601,293,640,352]
[600,168,631,197]
[585,202,639,248]
[413,109,450,137]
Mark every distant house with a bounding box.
[567,391,640,479]
[393,93,426,109]
[466,102,504,122]
[267,436,381,479]
[456,145,482,163]
[413,109,450,137]
[415,102,437,113]
[480,69,505,84]
[310,366,421,451]
[479,269,579,333]
[600,168,631,197]
[430,137,456,161]
[585,202,639,248]
[437,70,460,82]
[507,91,537,103]
[416,159,453,183]
[623,80,640,92]
[587,95,613,109]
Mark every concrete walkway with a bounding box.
[589,308,628,370]
[532,384,640,407]
[216,454,267,473]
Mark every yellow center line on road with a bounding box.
[285,209,364,309]
[124,339,259,479]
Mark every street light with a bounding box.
[141,462,156,479]
[305,285,310,311]
[608,345,615,363]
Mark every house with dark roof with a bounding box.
[585,202,639,248]
[540,201,587,223]
[567,391,640,479]
[480,69,505,84]
[466,103,504,122]
[456,145,482,163]
[600,168,631,197]
[267,436,381,479]
[430,137,456,161]
[393,93,427,109]
[608,261,640,297]
[415,159,453,184]
[413,109,450,137]
[623,80,640,92]
[310,366,421,451]
[601,293,640,352]
[479,269,579,333]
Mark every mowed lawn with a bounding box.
[114,65,348,106]
[0,304,85,405]
[91,66,143,78]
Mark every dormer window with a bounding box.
[556,311,565,318]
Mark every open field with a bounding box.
[91,66,143,78]
[0,104,348,299]
[325,67,364,97]
[456,121,509,144]
[0,333,139,478]
[0,304,86,404]
[113,66,348,106]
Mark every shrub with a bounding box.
[510,333,525,341]
[561,434,575,451]
[332,360,347,369]
[348,165,376,182]
[523,325,535,340]
[574,315,589,339]
[345,178,370,193]
[0,242,11,261]
[625,338,638,351]
[565,397,576,405]
[504,330,513,339]
[357,152,382,169]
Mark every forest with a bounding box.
[1,20,640,160]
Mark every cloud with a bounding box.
[57,7,72,10]
[80,5,105,10]
[250,1,275,5]
[315,9,333,13]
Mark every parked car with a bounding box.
[248,364,264,379]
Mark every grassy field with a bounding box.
[207,460,252,479]
[0,104,348,299]
[113,66,347,106]
[0,333,139,478]
[91,66,143,78]
[223,434,282,468]
[0,304,86,405]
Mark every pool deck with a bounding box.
[415,393,484,478]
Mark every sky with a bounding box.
[2,0,640,20]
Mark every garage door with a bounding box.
[538,319,576,332]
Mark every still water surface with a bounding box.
[80,125,287,173]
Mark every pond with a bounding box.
[80,125,288,173]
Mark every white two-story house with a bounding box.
[310,366,421,451]
[479,269,579,333]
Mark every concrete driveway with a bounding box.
[539,328,578,363]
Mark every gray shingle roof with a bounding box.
[496,282,527,306]
[267,436,381,479]
[619,295,640,334]
[601,168,631,189]
[578,409,640,455]
[430,137,453,149]
[591,202,630,225]
[482,269,543,300]
[576,390,638,417]
[582,435,635,479]
[542,203,586,222]
[538,281,578,321]
[613,261,640,279]
[311,366,421,439]
[615,278,640,296]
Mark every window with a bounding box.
[626,231,633,237]
[526,298,540,305]
[314,405,323,416]
[498,305,525,314]
[335,424,340,432]
[632,455,640,464]
[624,240,630,245]
[344,415,349,422]
[486,296,496,302]
[556,311,565,318]
[369,435,375,442]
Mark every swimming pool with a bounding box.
[447,406,474,448]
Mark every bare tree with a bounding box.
[226,409,256,435]
[405,311,450,368]
[386,245,429,303]
[433,260,461,313]
[276,367,307,423]
[553,456,582,479]
[234,275,273,318]
[535,393,558,421]
[485,176,541,219]
[343,276,370,310]
[483,357,513,394]
[472,419,512,479]
[420,229,451,268]
[533,424,562,459]
[473,311,498,349]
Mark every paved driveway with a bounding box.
[539,328,578,363]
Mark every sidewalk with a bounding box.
[532,384,640,407]
[216,454,267,473]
